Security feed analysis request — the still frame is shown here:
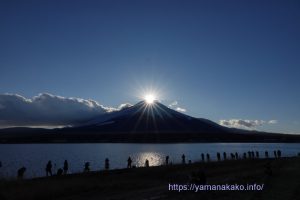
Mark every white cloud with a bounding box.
[219,119,278,129]
[219,119,264,129]
[268,120,278,124]
[168,101,186,113]
[176,107,186,112]
[118,103,133,110]
[168,101,178,107]
[0,93,132,128]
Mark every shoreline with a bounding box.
[1,157,300,200]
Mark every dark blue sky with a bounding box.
[1,0,300,133]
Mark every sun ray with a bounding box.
[132,103,149,131]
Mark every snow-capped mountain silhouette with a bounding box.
[79,100,227,133]
[1,101,300,143]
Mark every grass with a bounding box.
[0,157,300,200]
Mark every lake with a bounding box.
[0,143,299,179]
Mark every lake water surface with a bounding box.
[0,143,299,179]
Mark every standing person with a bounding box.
[206,153,210,162]
[201,153,205,162]
[235,152,239,160]
[145,159,149,167]
[105,158,110,170]
[63,160,69,175]
[217,152,221,161]
[166,156,169,165]
[274,150,277,158]
[17,167,26,179]
[84,162,90,172]
[127,157,132,168]
[230,153,235,160]
[223,152,227,160]
[265,151,269,158]
[277,150,282,158]
[181,154,186,164]
[256,151,259,159]
[46,161,52,176]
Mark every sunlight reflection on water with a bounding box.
[0,143,299,179]
[133,152,164,167]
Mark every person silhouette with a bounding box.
[217,152,221,161]
[248,151,251,159]
[105,158,110,170]
[182,154,186,164]
[277,150,281,158]
[223,152,227,160]
[57,168,63,176]
[166,156,169,165]
[201,153,205,162]
[127,157,132,168]
[63,160,68,175]
[145,159,149,167]
[243,152,247,159]
[274,150,277,158]
[206,153,210,162]
[17,167,26,179]
[265,151,269,158]
[0,161,2,168]
[256,151,259,159]
[46,161,52,176]
[84,162,90,172]
[235,152,238,160]
[230,153,235,160]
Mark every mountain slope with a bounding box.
[77,101,228,133]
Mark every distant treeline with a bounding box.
[0,128,300,143]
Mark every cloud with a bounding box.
[168,101,186,112]
[118,103,133,110]
[0,93,132,128]
[219,119,278,129]
[176,107,186,112]
[268,120,278,124]
[168,101,178,107]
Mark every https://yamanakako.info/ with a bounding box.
[168,183,264,192]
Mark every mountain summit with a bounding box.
[80,100,226,133]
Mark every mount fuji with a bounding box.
[77,100,227,133]
[0,101,300,143]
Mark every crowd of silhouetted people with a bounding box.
[1,149,299,179]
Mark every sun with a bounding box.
[144,94,156,104]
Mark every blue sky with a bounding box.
[0,0,300,133]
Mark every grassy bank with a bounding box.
[0,157,300,200]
